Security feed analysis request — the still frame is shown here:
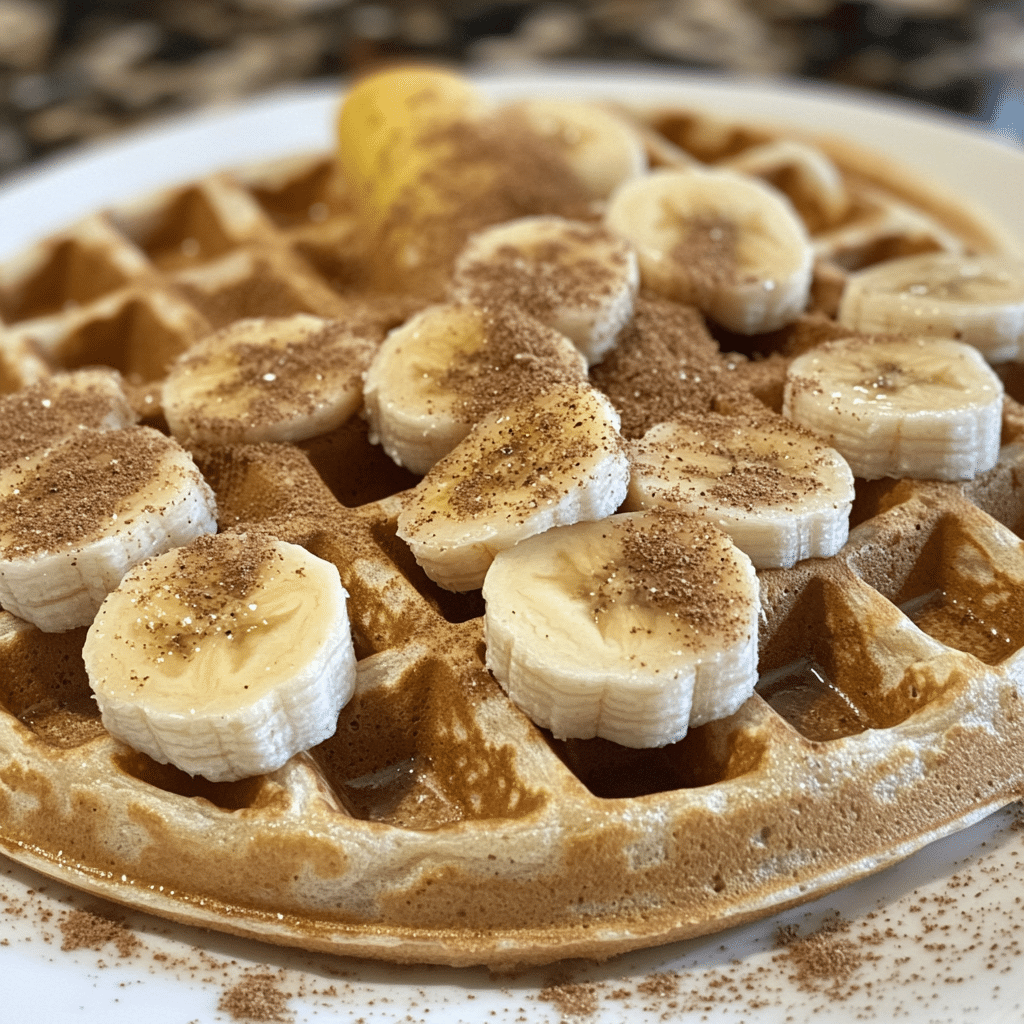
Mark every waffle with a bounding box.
[2,83,1024,971]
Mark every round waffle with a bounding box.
[2,73,1024,972]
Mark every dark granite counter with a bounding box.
[0,0,1020,181]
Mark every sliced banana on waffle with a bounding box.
[83,531,356,783]
[363,301,587,475]
[504,98,648,199]
[449,216,639,366]
[0,426,217,632]
[783,335,1003,481]
[837,252,1024,364]
[624,411,854,569]
[482,509,759,748]
[0,367,136,468]
[604,166,813,334]
[397,381,629,592]
[163,313,377,446]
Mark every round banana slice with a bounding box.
[0,426,217,632]
[363,301,587,475]
[624,411,854,569]
[448,216,639,366]
[837,252,1024,364]
[604,166,813,334]
[0,367,136,469]
[84,531,356,783]
[397,381,629,592]
[783,335,1003,482]
[504,98,648,199]
[162,314,377,446]
[482,509,759,748]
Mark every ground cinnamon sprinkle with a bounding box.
[538,978,599,1017]
[589,293,750,437]
[669,214,739,295]
[774,913,878,998]
[593,511,752,639]
[129,529,276,658]
[0,426,178,556]
[452,222,627,325]
[217,970,293,1022]
[440,304,585,424]
[59,907,141,959]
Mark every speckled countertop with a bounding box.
[0,0,1022,181]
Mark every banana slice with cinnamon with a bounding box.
[0,426,217,632]
[449,215,639,366]
[604,166,813,334]
[624,410,854,569]
[163,314,377,446]
[783,335,1003,481]
[483,509,759,747]
[84,531,356,782]
[397,381,629,591]
[363,301,587,475]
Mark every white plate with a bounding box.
[2,69,1024,1024]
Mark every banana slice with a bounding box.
[837,252,1024,364]
[83,531,356,783]
[363,301,587,475]
[397,381,629,592]
[163,314,377,446]
[624,411,854,569]
[448,216,639,366]
[0,426,217,632]
[0,367,136,469]
[482,509,759,748]
[604,166,813,334]
[783,335,1003,481]
[504,98,648,199]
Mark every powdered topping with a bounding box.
[452,220,630,323]
[0,426,189,556]
[59,907,141,958]
[668,213,739,288]
[125,530,275,659]
[440,304,586,424]
[0,370,134,469]
[591,511,752,643]
[590,294,750,436]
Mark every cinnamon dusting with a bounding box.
[589,294,752,437]
[0,426,191,556]
[440,304,585,424]
[592,511,752,641]
[452,220,629,326]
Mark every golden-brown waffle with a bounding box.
[2,93,1024,970]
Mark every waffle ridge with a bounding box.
[1,100,1024,969]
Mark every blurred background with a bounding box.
[0,0,1022,181]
